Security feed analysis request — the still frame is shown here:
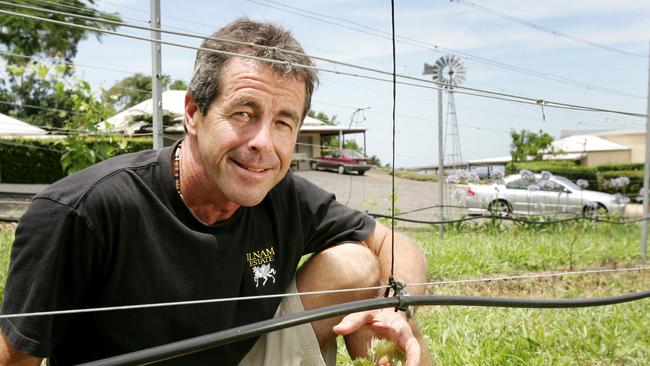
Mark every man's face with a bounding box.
[186,57,306,207]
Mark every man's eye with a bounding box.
[234,112,250,120]
[276,120,294,131]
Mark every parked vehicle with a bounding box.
[310,149,371,175]
[461,173,626,217]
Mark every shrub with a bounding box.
[595,163,644,172]
[0,137,153,184]
[506,161,598,186]
[0,138,66,184]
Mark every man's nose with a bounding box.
[248,121,274,153]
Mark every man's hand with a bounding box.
[333,309,420,366]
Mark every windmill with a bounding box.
[423,55,467,238]
[423,55,467,171]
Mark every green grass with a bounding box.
[419,221,641,280]
[0,223,15,303]
[340,222,650,365]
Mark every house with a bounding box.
[0,113,48,137]
[544,133,631,166]
[591,129,645,164]
[99,90,367,168]
[98,90,185,138]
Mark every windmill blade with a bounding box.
[423,62,436,75]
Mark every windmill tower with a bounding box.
[424,55,467,171]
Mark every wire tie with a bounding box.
[383,276,408,312]
[536,99,546,122]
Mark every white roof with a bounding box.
[549,134,628,153]
[99,90,186,132]
[300,115,365,132]
[0,113,48,136]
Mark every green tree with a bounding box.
[0,0,120,66]
[307,110,369,155]
[169,79,188,91]
[307,110,338,125]
[0,62,114,128]
[58,76,128,174]
[102,74,188,112]
[510,129,554,162]
[368,154,381,167]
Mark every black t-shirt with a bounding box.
[1,143,375,365]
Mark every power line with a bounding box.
[452,0,648,59]
[0,139,62,152]
[99,0,218,32]
[0,3,644,119]
[30,0,102,16]
[0,100,84,115]
[0,50,148,76]
[462,79,645,128]
[311,100,515,136]
[0,50,188,99]
[0,6,646,120]
[247,0,645,100]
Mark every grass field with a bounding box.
[1,220,649,365]
[0,223,15,302]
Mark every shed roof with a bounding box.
[549,134,628,153]
[0,113,48,136]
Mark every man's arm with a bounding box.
[333,222,431,365]
[0,331,42,366]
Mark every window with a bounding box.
[506,178,531,190]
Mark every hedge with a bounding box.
[595,163,645,172]
[0,137,153,184]
[506,161,598,185]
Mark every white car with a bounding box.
[462,174,626,217]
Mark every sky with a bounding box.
[59,0,650,167]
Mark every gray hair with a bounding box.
[187,18,318,120]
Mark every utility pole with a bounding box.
[150,0,163,149]
[641,41,650,261]
[437,87,445,239]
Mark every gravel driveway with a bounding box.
[295,169,451,222]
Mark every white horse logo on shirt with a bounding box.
[252,263,276,287]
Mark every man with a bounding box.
[0,19,429,365]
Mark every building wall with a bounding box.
[584,150,630,166]
[601,134,645,163]
[293,133,322,170]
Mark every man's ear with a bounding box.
[184,93,200,136]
